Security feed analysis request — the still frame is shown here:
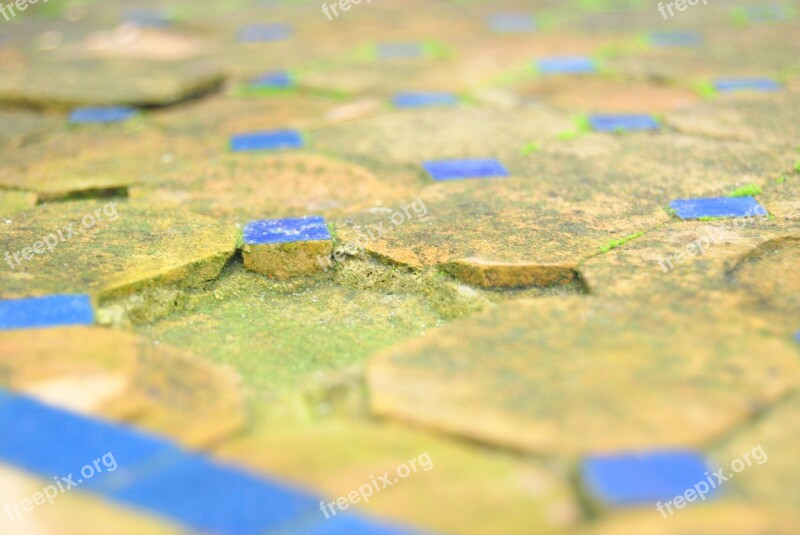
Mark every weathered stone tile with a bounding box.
[0,201,235,301]
[663,93,800,146]
[0,128,179,200]
[335,179,668,279]
[728,233,800,314]
[0,108,53,148]
[0,55,223,109]
[130,153,420,224]
[579,503,800,535]
[710,392,800,512]
[506,132,791,206]
[580,219,800,301]
[0,326,244,447]
[310,107,573,166]
[758,173,800,219]
[367,296,800,455]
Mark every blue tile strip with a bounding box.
[713,78,781,93]
[123,9,173,27]
[423,159,510,181]
[648,30,702,47]
[581,450,715,507]
[0,391,428,535]
[231,130,304,152]
[393,92,458,108]
[250,71,293,89]
[238,24,292,42]
[536,56,596,75]
[244,216,331,245]
[588,114,660,132]
[0,295,94,330]
[68,107,136,124]
[670,197,767,220]
[488,13,536,33]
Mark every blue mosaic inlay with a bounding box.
[670,197,767,220]
[536,56,597,75]
[713,78,781,93]
[488,13,536,33]
[0,391,322,535]
[423,159,510,181]
[794,331,800,344]
[588,114,660,132]
[238,23,292,42]
[123,9,173,27]
[231,130,303,152]
[581,450,715,506]
[393,92,458,108]
[68,107,136,124]
[377,43,424,59]
[244,217,331,245]
[0,295,94,330]
[648,30,703,47]
[249,71,293,89]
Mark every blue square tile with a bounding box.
[69,107,136,124]
[0,294,94,330]
[238,24,292,43]
[588,114,660,132]
[249,71,293,90]
[648,30,703,47]
[581,450,715,506]
[536,56,597,75]
[231,130,304,152]
[423,159,510,181]
[110,456,319,535]
[0,391,321,535]
[713,78,781,93]
[488,13,536,33]
[244,217,331,245]
[393,92,458,108]
[377,43,424,59]
[0,391,178,491]
[670,197,767,220]
[123,8,173,27]
[793,331,800,344]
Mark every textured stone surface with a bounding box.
[368,297,800,455]
[0,201,235,301]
